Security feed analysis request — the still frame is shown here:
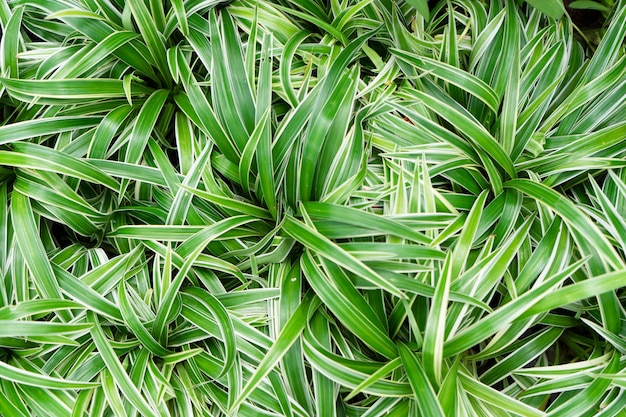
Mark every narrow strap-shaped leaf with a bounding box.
[581,317,626,353]
[152,216,256,344]
[423,254,452,387]
[0,320,91,338]
[277,3,348,43]
[4,143,120,191]
[127,0,169,81]
[279,30,311,107]
[18,0,158,80]
[210,10,256,139]
[11,191,65,304]
[444,259,587,357]
[100,368,126,417]
[181,185,273,219]
[309,313,334,417]
[239,109,270,197]
[498,2,520,155]
[505,179,623,269]
[0,116,100,146]
[52,265,123,322]
[344,357,402,401]
[338,242,445,261]
[165,141,213,225]
[391,49,499,113]
[438,358,460,415]
[230,292,317,413]
[303,202,430,244]
[301,252,398,358]
[481,328,564,385]
[0,183,7,275]
[276,262,314,413]
[13,176,103,219]
[181,287,237,377]
[174,111,193,174]
[171,0,188,35]
[282,215,405,298]
[89,158,167,187]
[273,28,377,173]
[537,57,626,136]
[175,61,239,163]
[398,343,445,417]
[410,89,517,178]
[302,325,412,396]
[0,360,98,390]
[588,176,626,254]
[118,281,171,357]
[88,105,134,159]
[87,311,160,417]
[583,4,626,80]
[0,388,29,417]
[54,31,140,79]
[125,89,169,165]
[255,38,277,217]
[299,66,359,201]
[0,77,153,101]
[547,352,620,416]
[0,5,24,78]
[460,372,546,417]
[110,225,206,241]
[450,190,488,278]
[389,103,480,163]
[519,269,626,320]
[0,299,80,320]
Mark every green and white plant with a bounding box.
[0,0,625,415]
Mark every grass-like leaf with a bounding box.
[0,0,625,415]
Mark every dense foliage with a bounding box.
[0,0,625,415]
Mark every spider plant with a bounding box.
[0,0,625,416]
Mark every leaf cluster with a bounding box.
[0,0,625,415]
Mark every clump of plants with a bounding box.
[0,0,625,415]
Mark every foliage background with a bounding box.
[0,0,625,415]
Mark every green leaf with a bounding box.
[568,1,611,12]
[127,0,169,81]
[282,215,405,298]
[524,0,565,20]
[409,89,517,179]
[3,143,120,191]
[304,202,430,244]
[301,252,398,358]
[0,117,100,146]
[230,292,317,413]
[398,343,444,416]
[0,6,24,78]
[504,179,623,270]
[391,50,499,114]
[11,192,65,302]
[520,269,626,319]
[125,89,169,165]
[405,0,430,20]
[118,281,171,357]
[0,320,91,338]
[0,360,98,390]
[181,287,237,377]
[0,77,153,103]
[53,31,140,79]
[175,61,239,163]
[422,253,452,387]
[460,372,547,417]
[87,311,160,417]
